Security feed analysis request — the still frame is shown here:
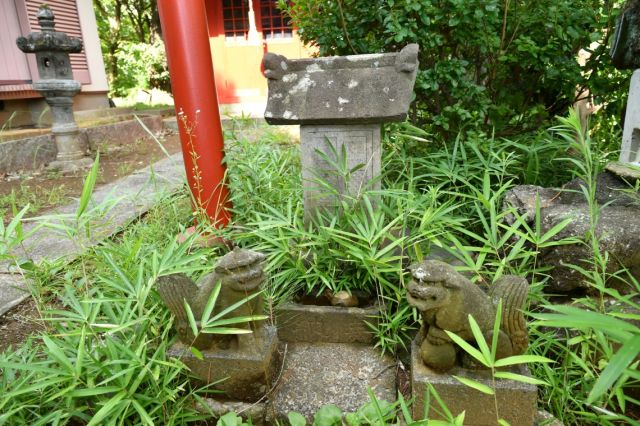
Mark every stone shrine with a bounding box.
[16,5,92,172]
[263,45,419,220]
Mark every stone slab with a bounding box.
[620,69,640,163]
[9,152,184,265]
[84,115,163,151]
[275,302,378,344]
[266,342,396,423]
[167,326,279,402]
[0,274,29,316]
[605,161,640,181]
[263,44,418,125]
[0,152,185,312]
[0,134,55,174]
[411,338,537,425]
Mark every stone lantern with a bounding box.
[16,4,92,172]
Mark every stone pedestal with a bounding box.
[411,338,537,426]
[300,124,380,218]
[620,69,640,163]
[34,80,92,171]
[167,326,279,402]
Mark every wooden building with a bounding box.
[0,0,109,127]
[204,0,313,114]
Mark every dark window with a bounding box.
[222,0,249,39]
[259,0,292,39]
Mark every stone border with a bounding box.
[275,302,379,343]
[0,115,163,174]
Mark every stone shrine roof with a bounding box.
[263,44,419,125]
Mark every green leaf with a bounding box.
[201,327,255,335]
[588,334,640,403]
[467,314,491,365]
[491,299,502,360]
[204,315,268,327]
[288,411,307,426]
[190,346,204,360]
[498,419,511,426]
[201,280,222,323]
[445,331,488,367]
[218,412,243,426]
[76,152,100,219]
[131,399,154,426]
[184,299,199,337]
[41,335,74,373]
[452,376,494,395]
[208,290,265,322]
[313,404,343,426]
[68,386,122,397]
[86,390,127,426]
[493,372,548,386]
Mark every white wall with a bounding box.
[76,0,109,93]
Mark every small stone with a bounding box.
[331,291,359,307]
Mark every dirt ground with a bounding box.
[0,131,183,222]
[0,298,45,353]
[0,129,183,352]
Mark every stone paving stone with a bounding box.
[0,153,185,315]
[0,274,29,316]
[266,342,396,423]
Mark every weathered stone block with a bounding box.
[276,302,378,344]
[263,44,419,125]
[504,175,640,293]
[411,338,537,425]
[167,326,279,402]
[300,124,380,217]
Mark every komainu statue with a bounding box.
[156,248,266,351]
[406,260,529,371]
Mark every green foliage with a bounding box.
[93,0,169,96]
[446,306,551,424]
[285,0,627,140]
[0,215,213,424]
[110,39,170,96]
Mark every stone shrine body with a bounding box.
[263,45,419,220]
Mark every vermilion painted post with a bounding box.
[157,0,230,227]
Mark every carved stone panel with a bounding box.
[300,124,380,218]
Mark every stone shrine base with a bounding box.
[265,342,396,423]
[411,338,537,426]
[167,326,279,402]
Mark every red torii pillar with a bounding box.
[157,0,231,228]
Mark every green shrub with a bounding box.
[284,0,627,141]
